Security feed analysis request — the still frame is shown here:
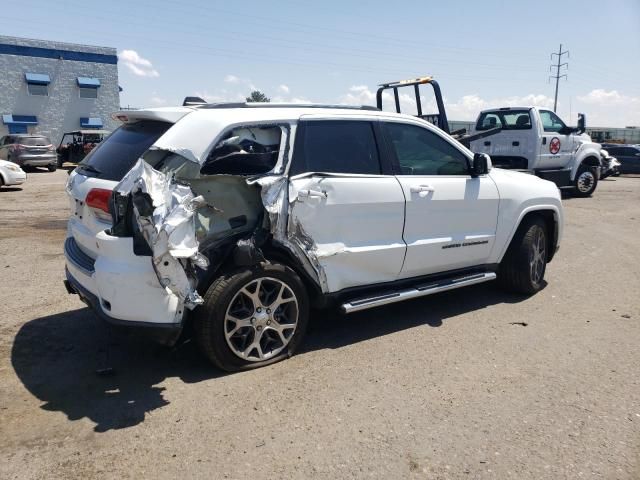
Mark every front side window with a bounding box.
[539,110,567,133]
[290,121,381,175]
[79,87,98,99]
[384,122,469,175]
[27,83,48,96]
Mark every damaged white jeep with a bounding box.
[64,103,563,371]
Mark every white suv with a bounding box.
[64,103,563,371]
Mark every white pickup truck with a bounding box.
[470,107,604,197]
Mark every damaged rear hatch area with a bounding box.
[91,109,299,335]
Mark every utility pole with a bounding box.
[549,44,569,113]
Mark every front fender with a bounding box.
[571,143,602,180]
[495,204,563,263]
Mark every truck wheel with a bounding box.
[195,262,309,372]
[47,163,57,172]
[573,165,598,197]
[498,217,547,295]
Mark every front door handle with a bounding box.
[410,185,435,197]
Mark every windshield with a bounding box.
[77,121,172,181]
[20,136,51,146]
[476,110,532,131]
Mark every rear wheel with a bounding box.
[573,165,598,197]
[47,163,57,172]
[195,262,309,372]
[498,217,547,295]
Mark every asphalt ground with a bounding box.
[1,169,638,479]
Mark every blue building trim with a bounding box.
[25,73,51,85]
[0,43,117,65]
[3,114,38,125]
[77,77,101,88]
[80,117,103,128]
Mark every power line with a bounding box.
[549,44,569,112]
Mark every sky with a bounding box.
[4,0,640,127]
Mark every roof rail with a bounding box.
[199,102,380,111]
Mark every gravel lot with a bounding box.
[1,169,638,479]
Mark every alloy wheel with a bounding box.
[224,277,299,362]
[529,228,546,285]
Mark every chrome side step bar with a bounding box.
[341,272,497,314]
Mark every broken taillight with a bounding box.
[86,188,112,222]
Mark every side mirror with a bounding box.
[472,153,491,176]
[577,113,586,134]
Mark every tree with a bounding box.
[246,90,270,103]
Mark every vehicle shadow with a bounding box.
[11,283,530,432]
[0,187,23,192]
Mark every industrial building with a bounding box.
[0,35,120,144]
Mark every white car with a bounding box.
[0,159,27,187]
[64,103,563,371]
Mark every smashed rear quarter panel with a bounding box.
[112,117,329,316]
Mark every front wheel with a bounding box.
[573,165,598,197]
[195,262,309,372]
[498,217,547,295]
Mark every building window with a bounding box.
[77,77,100,99]
[79,87,98,99]
[25,73,51,96]
[27,83,48,96]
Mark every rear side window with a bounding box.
[385,122,469,175]
[290,121,381,175]
[77,121,171,181]
[476,110,532,131]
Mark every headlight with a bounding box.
[5,164,21,172]
[600,149,609,158]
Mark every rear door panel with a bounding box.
[289,175,406,292]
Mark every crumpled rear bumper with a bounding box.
[64,231,186,343]
[64,268,183,345]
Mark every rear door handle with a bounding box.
[512,141,520,146]
[297,189,327,200]
[484,141,491,146]
[410,185,435,197]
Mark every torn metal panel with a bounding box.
[248,173,326,292]
[116,159,206,309]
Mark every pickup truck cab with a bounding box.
[470,107,604,196]
[64,103,563,371]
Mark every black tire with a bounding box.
[195,262,309,372]
[497,217,547,295]
[47,163,57,172]
[573,164,598,197]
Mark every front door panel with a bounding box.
[397,176,499,278]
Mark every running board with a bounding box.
[341,272,497,314]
